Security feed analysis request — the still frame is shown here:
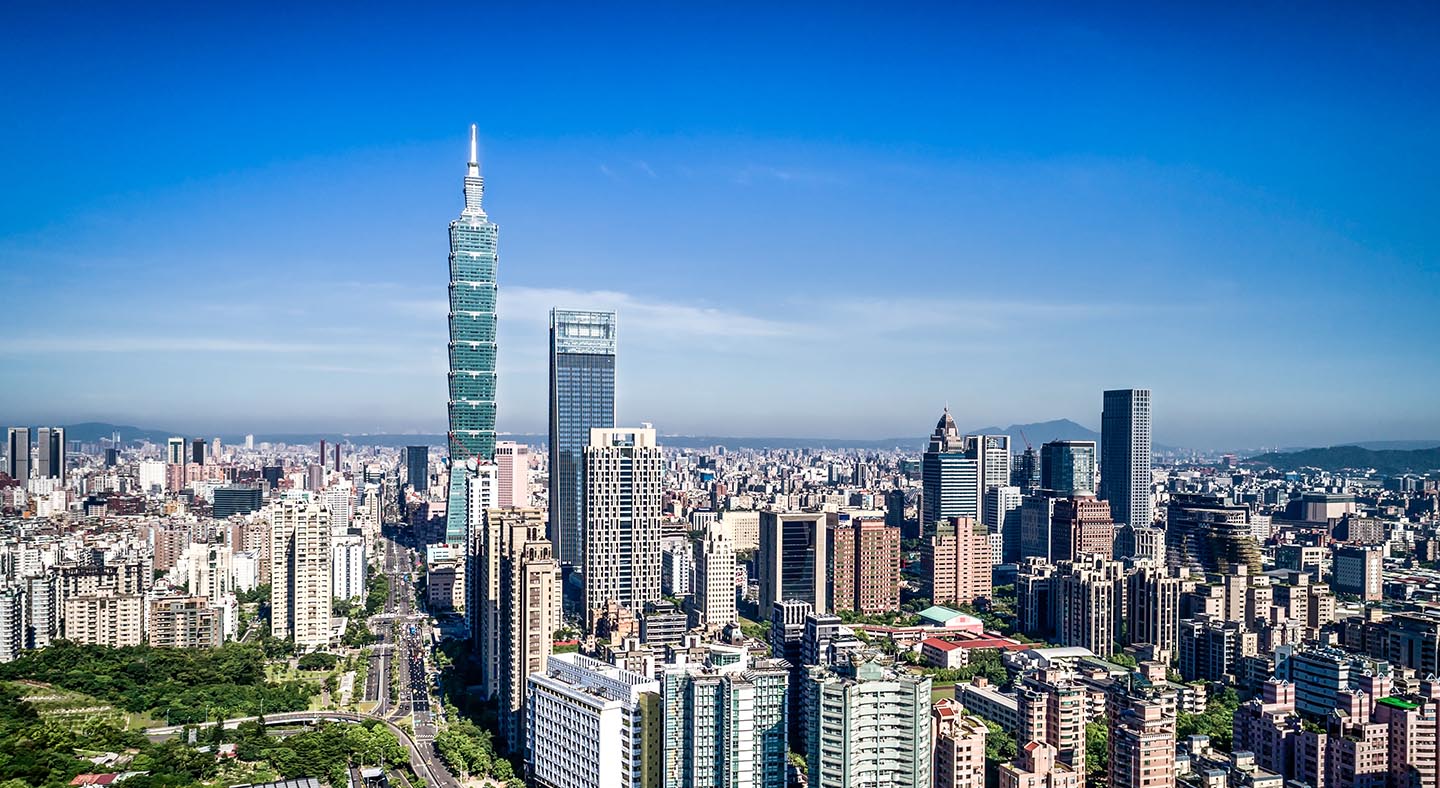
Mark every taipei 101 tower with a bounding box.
[444,125,498,547]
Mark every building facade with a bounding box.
[583,427,663,630]
[549,308,617,568]
[1099,389,1153,528]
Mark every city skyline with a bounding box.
[3,4,1439,449]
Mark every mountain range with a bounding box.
[1241,444,1440,475]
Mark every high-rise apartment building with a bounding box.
[331,533,367,602]
[1017,669,1089,770]
[806,656,932,788]
[549,308,617,568]
[269,498,332,649]
[5,428,30,482]
[827,515,899,614]
[62,591,144,647]
[463,460,499,642]
[1166,494,1261,574]
[23,575,57,650]
[446,125,500,550]
[1100,389,1153,528]
[998,740,1082,788]
[494,440,530,507]
[148,596,223,649]
[927,516,993,606]
[933,698,988,788]
[477,507,560,752]
[1125,562,1193,658]
[1040,441,1096,496]
[1052,555,1123,657]
[583,427,663,630]
[1106,686,1176,788]
[922,409,980,534]
[758,512,828,614]
[35,426,64,481]
[526,653,661,788]
[0,587,22,663]
[694,529,738,630]
[661,645,790,788]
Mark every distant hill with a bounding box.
[965,419,1100,450]
[1242,444,1440,474]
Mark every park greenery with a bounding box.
[1176,686,1241,751]
[0,641,315,725]
[1086,722,1109,784]
[433,717,523,787]
[231,718,407,788]
[365,573,390,615]
[912,648,1011,688]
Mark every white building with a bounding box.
[270,497,333,649]
[331,533,367,602]
[494,441,530,508]
[0,586,23,663]
[526,653,660,788]
[231,549,261,592]
[661,536,694,597]
[181,541,232,600]
[693,530,737,630]
[138,460,166,495]
[583,427,664,630]
[721,510,761,552]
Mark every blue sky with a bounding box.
[2,2,1437,449]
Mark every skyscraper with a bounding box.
[404,445,429,493]
[926,516,993,606]
[549,308,617,568]
[965,433,1011,521]
[1100,389,1153,528]
[807,656,933,788]
[35,426,64,481]
[583,427,663,631]
[922,408,979,535]
[827,515,900,614]
[758,512,828,614]
[693,528,738,630]
[446,124,500,548]
[166,436,185,465]
[5,427,30,482]
[1040,440,1097,496]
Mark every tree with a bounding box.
[1085,722,1108,782]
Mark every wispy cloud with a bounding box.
[500,286,802,338]
[0,336,412,355]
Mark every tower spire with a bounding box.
[468,124,479,176]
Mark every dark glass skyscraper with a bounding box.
[548,309,616,568]
[446,125,499,547]
[1040,440,1097,496]
[404,445,429,493]
[1100,388,1153,528]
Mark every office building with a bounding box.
[463,460,499,645]
[1019,493,1057,561]
[1050,496,1114,562]
[166,436,186,466]
[985,485,1024,563]
[967,434,1012,520]
[922,408,980,534]
[1052,555,1123,657]
[933,698,988,788]
[693,529,737,630]
[661,646,790,788]
[494,440,530,507]
[641,601,688,647]
[661,536,694,597]
[270,498,332,649]
[721,510,760,553]
[446,125,501,554]
[213,485,263,518]
[149,596,223,649]
[404,445,429,493]
[1040,441,1096,496]
[827,515,899,614]
[583,427,663,631]
[758,512,828,614]
[526,653,661,788]
[477,507,561,752]
[5,427,30,482]
[191,437,206,465]
[35,426,64,481]
[807,656,932,788]
[331,533,367,602]
[1099,389,1153,528]
[927,516,993,606]
[549,308,617,568]
[1013,446,1041,493]
[1333,545,1384,602]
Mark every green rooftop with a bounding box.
[917,605,967,625]
[1378,696,1420,711]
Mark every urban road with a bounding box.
[147,525,459,788]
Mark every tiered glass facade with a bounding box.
[446,126,498,547]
